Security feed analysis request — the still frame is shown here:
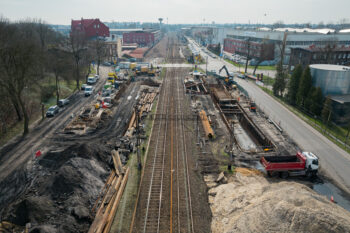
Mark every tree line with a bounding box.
[0,18,108,137]
[273,64,334,125]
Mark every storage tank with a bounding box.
[310,64,350,96]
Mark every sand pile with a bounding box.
[209,173,350,233]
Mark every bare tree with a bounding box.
[319,37,339,63]
[253,39,270,75]
[272,20,284,29]
[69,30,88,90]
[0,22,41,135]
[47,46,73,105]
[244,38,251,74]
[92,38,107,75]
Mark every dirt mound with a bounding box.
[209,173,350,233]
[38,143,110,169]
[0,142,111,232]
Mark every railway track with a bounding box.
[130,34,195,233]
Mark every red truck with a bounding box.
[260,152,319,178]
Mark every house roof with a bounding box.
[71,19,98,29]
[293,46,350,52]
[129,48,149,59]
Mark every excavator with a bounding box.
[218,65,235,86]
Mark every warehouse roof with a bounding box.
[329,94,350,104]
[310,64,350,71]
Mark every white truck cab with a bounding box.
[302,151,319,173]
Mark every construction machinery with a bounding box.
[107,72,117,84]
[218,65,235,86]
[261,152,319,178]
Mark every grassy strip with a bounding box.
[0,79,78,146]
[257,85,350,153]
[225,59,276,71]
[110,98,158,232]
[159,68,166,80]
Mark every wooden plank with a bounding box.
[88,175,120,232]
[90,176,122,233]
[111,150,123,176]
[102,167,130,233]
[90,171,115,216]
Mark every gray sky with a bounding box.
[0,0,349,25]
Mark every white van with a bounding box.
[84,86,94,96]
[87,76,97,85]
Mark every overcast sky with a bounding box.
[0,0,349,25]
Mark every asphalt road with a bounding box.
[187,38,350,194]
[0,66,113,181]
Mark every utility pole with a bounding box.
[206,56,208,75]
[244,38,251,74]
[135,105,142,170]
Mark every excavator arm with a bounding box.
[218,65,232,78]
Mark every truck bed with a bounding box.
[261,153,306,171]
[263,156,300,163]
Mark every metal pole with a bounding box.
[206,56,208,75]
[135,106,142,170]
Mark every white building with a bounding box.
[192,27,350,64]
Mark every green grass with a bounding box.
[159,68,166,80]
[225,59,276,71]
[262,75,275,86]
[257,85,350,153]
[219,165,235,174]
[0,79,78,146]
[111,97,158,232]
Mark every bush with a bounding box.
[41,84,56,103]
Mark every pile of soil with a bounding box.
[0,143,112,232]
[209,173,350,233]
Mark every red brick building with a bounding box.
[289,46,350,70]
[123,30,160,47]
[71,18,109,39]
[224,38,274,60]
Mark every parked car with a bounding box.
[95,74,99,80]
[84,86,94,96]
[238,74,246,79]
[87,76,97,85]
[58,98,70,107]
[81,84,87,90]
[46,105,59,117]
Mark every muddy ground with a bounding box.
[0,73,141,232]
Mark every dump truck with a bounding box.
[260,152,319,178]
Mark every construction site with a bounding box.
[1,32,350,233]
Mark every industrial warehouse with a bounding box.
[1,2,350,233]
